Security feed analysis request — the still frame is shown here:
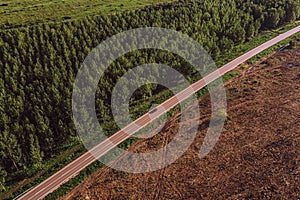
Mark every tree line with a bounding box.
[0,0,299,190]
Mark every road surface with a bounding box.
[18,25,300,200]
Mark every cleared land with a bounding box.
[0,0,174,28]
[61,39,300,199]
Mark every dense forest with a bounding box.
[0,0,300,190]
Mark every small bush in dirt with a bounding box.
[288,40,297,49]
[216,109,228,121]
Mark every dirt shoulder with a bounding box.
[62,41,300,200]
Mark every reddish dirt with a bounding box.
[61,41,300,200]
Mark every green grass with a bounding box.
[0,0,175,28]
[44,161,103,200]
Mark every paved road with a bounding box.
[18,25,300,200]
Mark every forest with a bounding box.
[0,0,300,191]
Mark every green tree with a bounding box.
[0,130,22,171]
[264,8,280,28]
[0,166,7,191]
[29,134,43,169]
[285,1,298,22]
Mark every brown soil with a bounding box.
[61,42,300,200]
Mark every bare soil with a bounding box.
[61,41,300,200]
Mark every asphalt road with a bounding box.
[18,25,300,200]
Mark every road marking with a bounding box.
[135,115,151,126]
[149,105,166,120]
[175,86,196,103]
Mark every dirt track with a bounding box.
[62,40,300,200]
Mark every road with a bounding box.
[18,25,300,200]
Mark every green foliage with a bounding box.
[216,109,228,121]
[0,167,7,192]
[0,130,22,171]
[28,134,44,170]
[264,8,281,29]
[289,40,297,49]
